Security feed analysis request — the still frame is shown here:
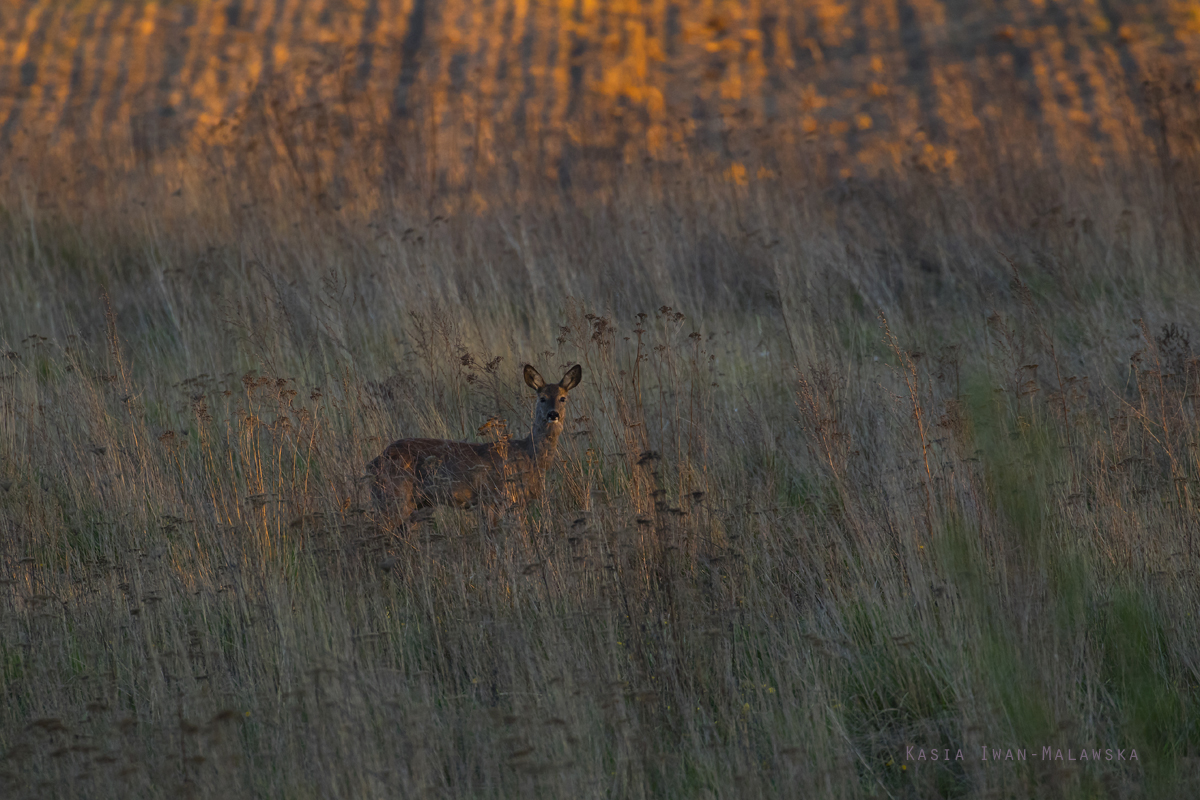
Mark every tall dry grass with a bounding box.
[3,157,1199,797]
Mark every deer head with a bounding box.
[523,363,582,446]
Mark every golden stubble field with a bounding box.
[1,1,1200,798]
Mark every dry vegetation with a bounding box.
[2,1,1200,798]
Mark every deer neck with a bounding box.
[516,424,562,470]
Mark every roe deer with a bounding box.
[368,364,582,526]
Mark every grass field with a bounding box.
[2,1,1200,798]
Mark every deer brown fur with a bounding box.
[368,364,582,525]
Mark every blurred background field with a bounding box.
[1,1,1200,798]
[1,0,1199,202]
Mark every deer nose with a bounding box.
[547,410,560,422]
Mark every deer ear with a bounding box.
[524,364,546,390]
[559,364,582,391]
